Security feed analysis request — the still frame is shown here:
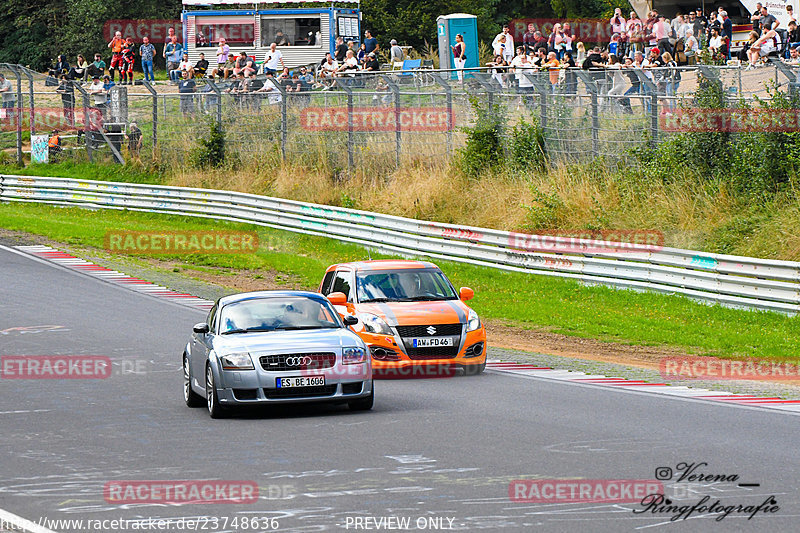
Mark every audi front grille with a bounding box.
[258,352,336,372]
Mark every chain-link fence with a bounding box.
[1,62,798,168]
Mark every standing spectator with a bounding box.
[452,33,466,82]
[127,121,142,158]
[751,2,764,34]
[107,31,124,82]
[757,7,777,37]
[389,39,403,63]
[606,55,631,112]
[692,10,707,46]
[523,23,537,54]
[263,43,285,74]
[787,4,796,24]
[672,14,687,40]
[487,54,508,87]
[190,53,209,78]
[721,11,733,58]
[622,54,642,109]
[68,54,89,81]
[363,30,379,55]
[610,8,627,34]
[492,25,515,63]
[510,47,534,106]
[0,73,15,123]
[165,35,184,82]
[88,75,107,119]
[178,71,196,115]
[662,51,680,110]
[212,38,230,79]
[654,15,672,55]
[56,74,75,127]
[493,33,509,58]
[165,27,177,47]
[334,37,348,62]
[87,53,106,79]
[120,37,135,85]
[533,31,548,55]
[139,37,156,82]
[102,75,115,92]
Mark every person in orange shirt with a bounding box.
[542,51,561,90]
[107,31,124,82]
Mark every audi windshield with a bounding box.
[219,297,342,334]
[356,269,458,303]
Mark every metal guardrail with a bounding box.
[1,174,798,315]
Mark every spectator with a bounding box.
[747,21,780,68]
[492,24,515,63]
[363,30,379,55]
[493,33,509,58]
[336,49,360,80]
[662,51,680,110]
[582,46,604,69]
[232,51,248,76]
[785,45,800,64]
[541,51,560,91]
[609,33,621,56]
[654,15,672,55]
[49,55,70,78]
[739,30,759,61]
[298,65,314,83]
[532,47,547,68]
[178,71,196,114]
[622,54,642,108]
[708,27,725,59]
[758,7,777,36]
[211,38,230,79]
[363,51,380,71]
[277,66,291,82]
[606,54,631,113]
[176,53,192,80]
[165,36,184,82]
[263,43,285,74]
[102,75,115,91]
[165,27,177,47]
[254,72,282,104]
[127,121,142,158]
[575,41,586,63]
[487,53,509,87]
[139,37,156,82]
[389,39,404,64]
[190,53,209,78]
[68,54,88,81]
[509,47,534,106]
[357,43,367,64]
[319,54,339,87]
[610,8,626,34]
[121,37,135,85]
[692,9,707,45]
[532,31,548,55]
[48,130,62,162]
[334,37,348,62]
[0,73,15,122]
[87,54,106,80]
[563,50,577,94]
[788,3,796,24]
[671,14,686,40]
[88,75,107,118]
[107,30,124,82]
[789,21,800,49]
[523,23,537,54]
[56,74,75,127]
[452,33,466,82]
[275,30,291,46]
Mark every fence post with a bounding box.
[631,69,659,147]
[141,80,158,155]
[529,73,549,133]
[73,83,93,163]
[431,74,453,156]
[380,74,401,167]
[338,82,354,170]
[6,65,22,165]
[272,81,287,161]
[575,70,602,157]
[21,68,34,142]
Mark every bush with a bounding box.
[458,96,505,177]
[509,116,547,171]
[191,120,226,169]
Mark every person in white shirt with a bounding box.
[263,42,285,74]
[178,54,192,75]
[509,47,534,106]
[492,25,515,63]
[493,34,508,57]
[610,8,626,34]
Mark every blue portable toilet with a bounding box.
[437,13,479,80]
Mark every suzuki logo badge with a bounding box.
[426,326,437,335]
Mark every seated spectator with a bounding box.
[357,43,367,65]
[49,55,70,78]
[487,54,509,87]
[87,54,106,80]
[190,53,209,78]
[747,21,780,68]
[363,52,380,71]
[708,27,726,60]
[68,54,88,81]
[532,48,547,68]
[319,54,339,85]
[255,72,282,104]
[739,30,759,61]
[789,20,800,49]
[684,29,699,63]
[786,45,800,64]
[219,54,236,80]
[232,52,251,77]
[275,30,291,46]
[336,49,360,75]
[298,65,314,83]
[277,67,291,82]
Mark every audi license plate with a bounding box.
[276,376,325,388]
[412,337,455,348]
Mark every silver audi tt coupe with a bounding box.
[183,291,373,418]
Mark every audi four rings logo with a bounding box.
[285,356,313,366]
[426,326,437,335]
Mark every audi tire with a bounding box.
[183,354,204,407]
[206,364,229,419]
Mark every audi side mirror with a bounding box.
[193,323,210,334]
[343,315,359,326]
[328,292,347,305]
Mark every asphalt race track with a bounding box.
[1,243,800,533]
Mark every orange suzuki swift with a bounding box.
[319,260,486,375]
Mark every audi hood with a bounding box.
[210,328,366,355]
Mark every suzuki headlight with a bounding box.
[342,346,367,364]
[466,309,481,332]
[358,313,393,335]
[219,352,254,370]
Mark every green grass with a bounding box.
[0,161,162,184]
[0,201,797,362]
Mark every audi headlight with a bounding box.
[219,352,254,370]
[342,346,367,364]
[466,309,481,332]
[358,313,392,335]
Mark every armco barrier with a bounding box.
[1,175,798,314]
